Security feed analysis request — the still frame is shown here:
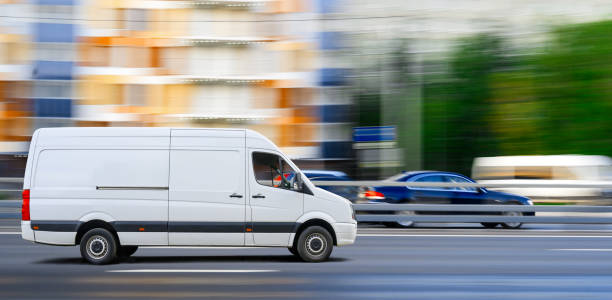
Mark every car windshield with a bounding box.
[385,173,409,182]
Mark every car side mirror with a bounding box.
[478,187,487,194]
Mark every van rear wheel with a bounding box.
[296,226,333,262]
[80,228,118,265]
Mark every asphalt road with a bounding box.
[2,228,612,299]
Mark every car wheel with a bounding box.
[118,246,138,258]
[288,247,298,256]
[481,222,499,228]
[296,226,333,262]
[80,228,118,265]
[501,211,523,229]
[394,210,415,228]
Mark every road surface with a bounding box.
[2,228,612,299]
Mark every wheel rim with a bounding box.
[305,233,327,256]
[397,210,415,227]
[504,211,521,227]
[86,235,109,260]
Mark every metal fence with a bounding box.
[353,204,612,224]
[313,180,612,224]
[3,178,612,224]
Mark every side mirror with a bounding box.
[478,187,487,194]
[293,174,303,191]
[296,174,314,195]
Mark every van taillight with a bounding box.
[21,189,30,221]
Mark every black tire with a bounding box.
[296,226,333,262]
[288,247,298,256]
[501,211,523,229]
[392,210,415,228]
[481,223,499,228]
[79,228,118,265]
[118,246,138,258]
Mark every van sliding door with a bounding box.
[168,129,246,246]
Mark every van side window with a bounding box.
[252,152,298,191]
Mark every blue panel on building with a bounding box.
[320,105,351,123]
[319,32,343,50]
[316,0,337,13]
[34,99,72,118]
[33,61,73,80]
[320,68,348,86]
[34,23,75,43]
[353,126,396,142]
[36,0,74,5]
[321,141,352,159]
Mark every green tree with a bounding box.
[534,20,612,156]
[424,34,508,174]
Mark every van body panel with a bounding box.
[168,129,246,246]
[28,128,170,246]
[118,232,167,246]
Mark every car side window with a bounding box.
[414,175,450,190]
[252,152,299,191]
[445,176,477,192]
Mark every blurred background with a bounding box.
[1,0,612,182]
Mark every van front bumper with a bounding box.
[334,222,357,246]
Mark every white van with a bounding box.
[473,155,612,201]
[20,127,356,264]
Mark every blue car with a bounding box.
[302,170,360,203]
[363,171,534,229]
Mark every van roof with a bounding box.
[33,127,278,151]
[473,155,612,167]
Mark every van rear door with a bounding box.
[168,129,246,246]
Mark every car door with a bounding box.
[249,151,304,246]
[444,175,493,214]
[168,129,246,246]
[410,175,454,206]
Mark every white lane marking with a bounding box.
[551,249,612,251]
[142,246,261,249]
[107,269,279,273]
[0,232,20,235]
[358,234,612,238]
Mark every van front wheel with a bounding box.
[296,226,333,262]
[80,228,118,265]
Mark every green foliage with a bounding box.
[423,20,612,174]
[424,34,506,174]
[534,20,612,155]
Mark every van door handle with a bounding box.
[229,193,243,198]
[252,194,266,199]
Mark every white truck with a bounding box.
[21,127,356,264]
